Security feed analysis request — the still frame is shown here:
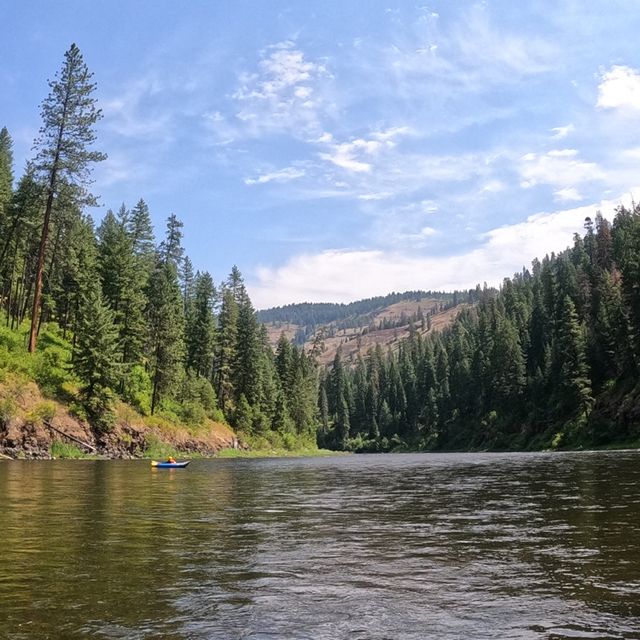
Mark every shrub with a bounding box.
[143,434,180,460]
[122,365,152,415]
[33,346,72,396]
[83,385,116,433]
[26,401,56,425]
[0,397,17,424]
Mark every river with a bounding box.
[1,451,639,639]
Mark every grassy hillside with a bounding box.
[264,295,469,366]
[0,322,238,459]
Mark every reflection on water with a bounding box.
[1,451,639,639]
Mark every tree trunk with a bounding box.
[28,187,54,352]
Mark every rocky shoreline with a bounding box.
[0,412,239,460]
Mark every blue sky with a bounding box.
[3,1,640,308]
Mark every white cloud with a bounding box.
[519,149,603,189]
[102,75,169,138]
[318,128,409,173]
[481,180,506,193]
[358,192,392,201]
[248,194,629,308]
[597,65,640,110]
[244,167,306,185]
[551,123,575,139]
[554,187,582,202]
[229,41,331,137]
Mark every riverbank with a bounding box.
[0,374,240,460]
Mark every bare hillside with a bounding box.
[265,296,468,366]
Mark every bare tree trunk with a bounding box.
[28,187,54,352]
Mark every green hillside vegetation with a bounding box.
[0,45,318,456]
[317,210,640,452]
[1,44,639,458]
[258,290,457,327]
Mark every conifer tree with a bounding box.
[28,44,105,352]
[186,271,215,378]
[160,213,184,267]
[128,198,156,275]
[146,258,185,414]
[73,287,121,430]
[213,287,238,414]
[553,295,594,419]
[0,127,14,220]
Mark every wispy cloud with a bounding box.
[519,149,603,189]
[383,3,556,95]
[207,41,332,142]
[244,166,306,185]
[551,123,575,139]
[102,75,170,138]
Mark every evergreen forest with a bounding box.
[1,44,639,454]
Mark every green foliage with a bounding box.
[0,397,17,423]
[26,401,56,425]
[122,364,152,415]
[141,434,182,460]
[33,345,72,396]
[50,441,86,459]
[73,287,121,431]
[319,205,640,452]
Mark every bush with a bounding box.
[83,385,116,433]
[176,374,219,421]
[142,434,180,460]
[26,401,56,425]
[33,347,72,396]
[0,326,23,351]
[0,397,17,424]
[122,365,152,415]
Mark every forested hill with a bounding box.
[258,290,455,325]
[1,43,640,459]
[317,209,640,453]
[0,45,321,457]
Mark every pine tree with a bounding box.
[73,287,121,431]
[233,287,262,407]
[186,271,215,378]
[128,198,156,276]
[0,127,14,220]
[553,295,594,419]
[160,213,184,267]
[146,258,185,414]
[28,43,106,352]
[213,287,238,414]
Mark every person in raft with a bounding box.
[166,456,177,464]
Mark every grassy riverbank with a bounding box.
[0,323,238,459]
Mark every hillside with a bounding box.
[0,324,238,459]
[315,209,640,453]
[263,292,471,366]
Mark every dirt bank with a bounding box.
[0,379,239,459]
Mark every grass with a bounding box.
[50,441,89,459]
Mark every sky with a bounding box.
[2,1,640,309]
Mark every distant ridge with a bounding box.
[257,290,455,326]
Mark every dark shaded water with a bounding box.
[1,452,640,639]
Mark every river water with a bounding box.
[1,452,639,639]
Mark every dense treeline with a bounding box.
[319,210,640,451]
[0,45,318,447]
[258,290,455,326]
[3,44,639,454]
